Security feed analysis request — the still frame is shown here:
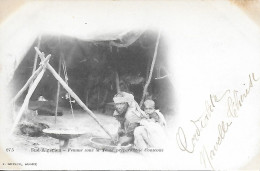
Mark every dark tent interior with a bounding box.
[10,30,174,116]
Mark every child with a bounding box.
[135,99,167,149]
[143,99,166,127]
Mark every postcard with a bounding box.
[0,0,260,170]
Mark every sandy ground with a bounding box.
[7,107,260,169]
[11,109,120,151]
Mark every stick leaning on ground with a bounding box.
[10,57,50,135]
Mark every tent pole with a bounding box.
[10,55,52,104]
[10,65,48,135]
[115,71,120,93]
[55,55,62,124]
[139,30,161,108]
[30,36,41,86]
[35,47,114,139]
[114,47,120,93]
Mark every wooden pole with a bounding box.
[114,47,120,93]
[30,36,41,87]
[10,55,52,104]
[146,50,153,81]
[55,56,62,124]
[35,47,113,139]
[115,71,120,93]
[10,67,47,135]
[139,30,161,108]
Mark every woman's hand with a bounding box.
[112,134,119,144]
[118,128,125,136]
[118,136,133,146]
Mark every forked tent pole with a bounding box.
[35,47,113,139]
[139,30,161,108]
[10,55,52,104]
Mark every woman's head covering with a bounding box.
[113,92,134,105]
[113,92,148,118]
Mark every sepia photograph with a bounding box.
[0,0,260,170]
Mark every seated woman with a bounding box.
[113,92,148,146]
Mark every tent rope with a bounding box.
[61,55,75,119]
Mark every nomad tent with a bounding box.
[1,1,260,170]
[0,1,174,139]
